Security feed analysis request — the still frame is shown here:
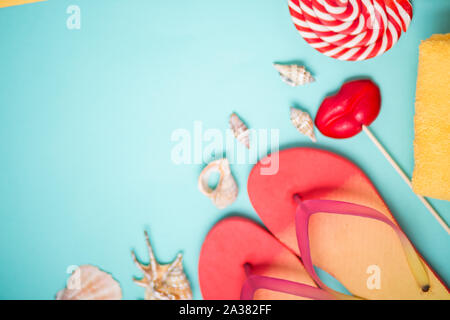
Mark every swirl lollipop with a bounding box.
[315,79,449,233]
[288,0,413,60]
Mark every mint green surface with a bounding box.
[0,0,449,300]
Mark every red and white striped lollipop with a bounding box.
[288,0,413,60]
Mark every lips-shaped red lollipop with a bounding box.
[315,80,381,139]
[313,79,448,233]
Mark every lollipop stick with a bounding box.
[362,125,449,234]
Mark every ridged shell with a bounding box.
[229,113,250,149]
[56,265,122,300]
[198,158,238,209]
[274,63,314,87]
[132,231,192,300]
[290,107,317,142]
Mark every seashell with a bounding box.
[198,158,238,209]
[56,265,122,300]
[273,63,314,87]
[290,107,317,142]
[132,231,192,300]
[229,113,250,149]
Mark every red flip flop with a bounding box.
[248,147,449,299]
[198,217,334,300]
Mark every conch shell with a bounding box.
[198,158,238,209]
[132,231,192,300]
[274,63,314,87]
[56,265,122,300]
[229,113,250,149]
[290,107,317,142]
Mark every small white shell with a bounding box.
[290,107,317,142]
[56,265,122,300]
[229,113,250,149]
[198,158,238,209]
[274,63,314,87]
[132,231,192,300]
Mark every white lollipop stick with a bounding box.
[362,126,449,234]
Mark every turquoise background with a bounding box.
[0,0,448,300]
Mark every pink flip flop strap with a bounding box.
[240,263,335,300]
[295,198,430,299]
[240,197,430,300]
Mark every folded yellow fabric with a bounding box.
[0,0,45,8]
[412,34,450,201]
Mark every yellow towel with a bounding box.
[0,0,45,8]
[412,34,450,201]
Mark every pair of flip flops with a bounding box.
[199,148,449,299]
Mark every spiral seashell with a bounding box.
[290,107,317,142]
[273,63,314,86]
[229,113,250,149]
[288,0,413,61]
[132,231,192,300]
[198,158,238,209]
[56,265,122,300]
